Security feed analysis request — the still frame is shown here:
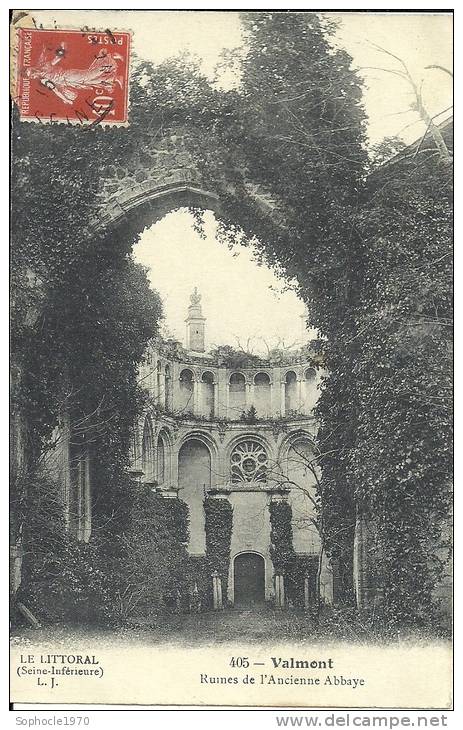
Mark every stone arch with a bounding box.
[231,550,267,607]
[303,366,317,413]
[226,431,273,460]
[94,125,281,241]
[284,369,299,414]
[279,431,320,555]
[229,371,246,418]
[156,425,175,486]
[178,428,218,455]
[97,182,221,237]
[200,370,215,419]
[253,371,271,418]
[178,435,214,555]
[201,369,216,383]
[304,367,316,382]
[178,367,194,413]
[278,428,316,463]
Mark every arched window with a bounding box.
[179,368,194,413]
[141,417,154,482]
[164,364,171,411]
[303,367,317,414]
[285,371,298,414]
[305,367,316,382]
[254,372,271,418]
[156,434,165,485]
[201,371,215,418]
[286,438,320,553]
[229,372,246,417]
[231,439,268,484]
[178,438,211,553]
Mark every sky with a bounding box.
[32,10,454,352]
[134,210,311,353]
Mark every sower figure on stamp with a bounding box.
[24,43,124,105]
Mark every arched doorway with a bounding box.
[233,552,265,607]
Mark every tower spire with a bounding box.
[185,288,206,352]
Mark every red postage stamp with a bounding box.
[15,28,131,125]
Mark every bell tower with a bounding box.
[185,287,206,352]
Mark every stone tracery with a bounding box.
[230,439,269,484]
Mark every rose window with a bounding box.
[230,440,268,483]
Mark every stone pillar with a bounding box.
[297,376,303,412]
[193,376,200,415]
[171,361,180,413]
[225,372,230,418]
[280,380,286,416]
[269,367,279,416]
[212,379,218,419]
[275,574,285,608]
[212,571,223,610]
[246,378,253,409]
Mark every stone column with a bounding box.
[275,574,285,608]
[270,367,280,416]
[225,370,230,418]
[193,374,200,415]
[212,570,223,610]
[280,380,286,416]
[172,361,180,412]
[245,377,253,409]
[212,379,218,419]
[297,375,304,411]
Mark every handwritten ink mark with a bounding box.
[75,109,89,124]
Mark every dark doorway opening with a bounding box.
[234,552,265,606]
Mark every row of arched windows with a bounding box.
[178,367,316,386]
[178,367,316,418]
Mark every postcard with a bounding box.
[9,8,453,709]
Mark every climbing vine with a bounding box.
[351,146,453,624]
[204,497,233,602]
[269,500,295,576]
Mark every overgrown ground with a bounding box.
[10,606,451,649]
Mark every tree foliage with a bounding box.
[352,142,453,622]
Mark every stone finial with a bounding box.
[190,287,201,305]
